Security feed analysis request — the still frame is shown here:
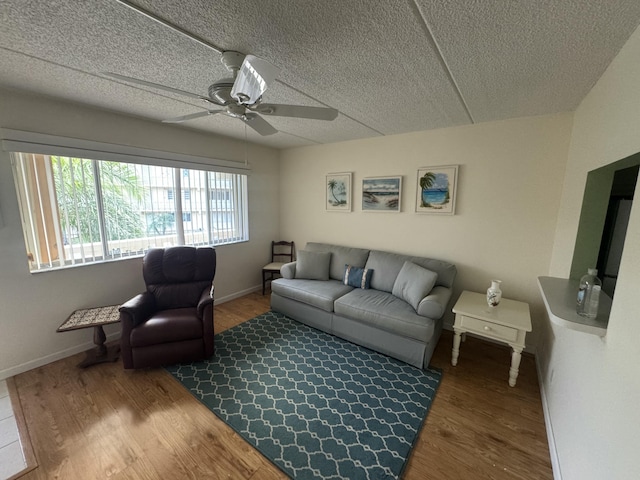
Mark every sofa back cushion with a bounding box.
[407,256,457,289]
[305,242,370,281]
[364,250,407,292]
[365,249,457,292]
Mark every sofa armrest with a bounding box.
[119,292,156,328]
[417,286,452,319]
[281,261,296,279]
[197,285,214,318]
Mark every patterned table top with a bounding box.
[57,305,121,332]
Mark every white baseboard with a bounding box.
[214,285,263,305]
[0,286,264,380]
[535,352,562,480]
[0,332,120,380]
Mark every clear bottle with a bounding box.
[576,268,602,318]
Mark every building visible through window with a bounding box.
[11,153,248,272]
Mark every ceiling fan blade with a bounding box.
[254,103,339,121]
[104,72,215,103]
[231,55,280,105]
[241,113,278,136]
[162,110,222,123]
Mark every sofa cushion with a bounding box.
[364,250,408,292]
[343,265,374,289]
[392,261,438,311]
[294,250,331,280]
[334,289,436,342]
[306,243,370,281]
[271,278,353,312]
[406,256,457,289]
[365,249,457,291]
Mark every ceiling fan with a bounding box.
[105,51,339,136]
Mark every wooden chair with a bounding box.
[262,241,295,295]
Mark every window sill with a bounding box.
[537,276,610,337]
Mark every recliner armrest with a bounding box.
[197,285,214,318]
[119,292,156,327]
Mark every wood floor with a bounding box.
[10,293,552,479]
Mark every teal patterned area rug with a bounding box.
[166,311,442,479]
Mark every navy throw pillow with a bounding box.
[343,264,373,289]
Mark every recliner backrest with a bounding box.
[143,246,216,310]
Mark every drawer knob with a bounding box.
[484,326,491,331]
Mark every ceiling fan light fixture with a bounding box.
[231,55,280,106]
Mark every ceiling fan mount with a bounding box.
[220,50,244,72]
[104,50,339,136]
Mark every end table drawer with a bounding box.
[460,315,518,342]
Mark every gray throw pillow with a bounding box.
[392,261,438,311]
[294,250,332,280]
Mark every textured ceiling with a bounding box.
[1,0,640,149]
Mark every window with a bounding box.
[12,152,249,272]
[210,190,231,201]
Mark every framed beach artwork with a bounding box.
[326,172,352,212]
[415,165,459,215]
[362,176,402,212]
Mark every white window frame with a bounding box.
[4,129,251,273]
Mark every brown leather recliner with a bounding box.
[119,246,216,369]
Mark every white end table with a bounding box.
[451,290,532,387]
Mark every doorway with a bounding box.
[596,165,638,297]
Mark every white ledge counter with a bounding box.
[537,276,611,337]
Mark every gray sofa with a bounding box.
[270,242,457,369]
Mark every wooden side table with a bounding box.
[451,290,532,387]
[57,305,121,368]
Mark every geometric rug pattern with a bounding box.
[166,311,442,479]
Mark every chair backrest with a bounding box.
[143,246,216,310]
[271,241,295,263]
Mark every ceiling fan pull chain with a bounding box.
[244,122,248,166]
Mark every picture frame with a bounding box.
[326,172,352,212]
[362,176,402,212]
[415,165,459,215]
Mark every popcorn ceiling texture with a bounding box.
[1,0,640,149]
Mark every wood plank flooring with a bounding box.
[11,292,552,479]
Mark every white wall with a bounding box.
[0,89,280,379]
[279,113,572,346]
[539,25,640,480]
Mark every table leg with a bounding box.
[94,325,107,356]
[452,328,462,366]
[77,325,120,368]
[509,346,523,387]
